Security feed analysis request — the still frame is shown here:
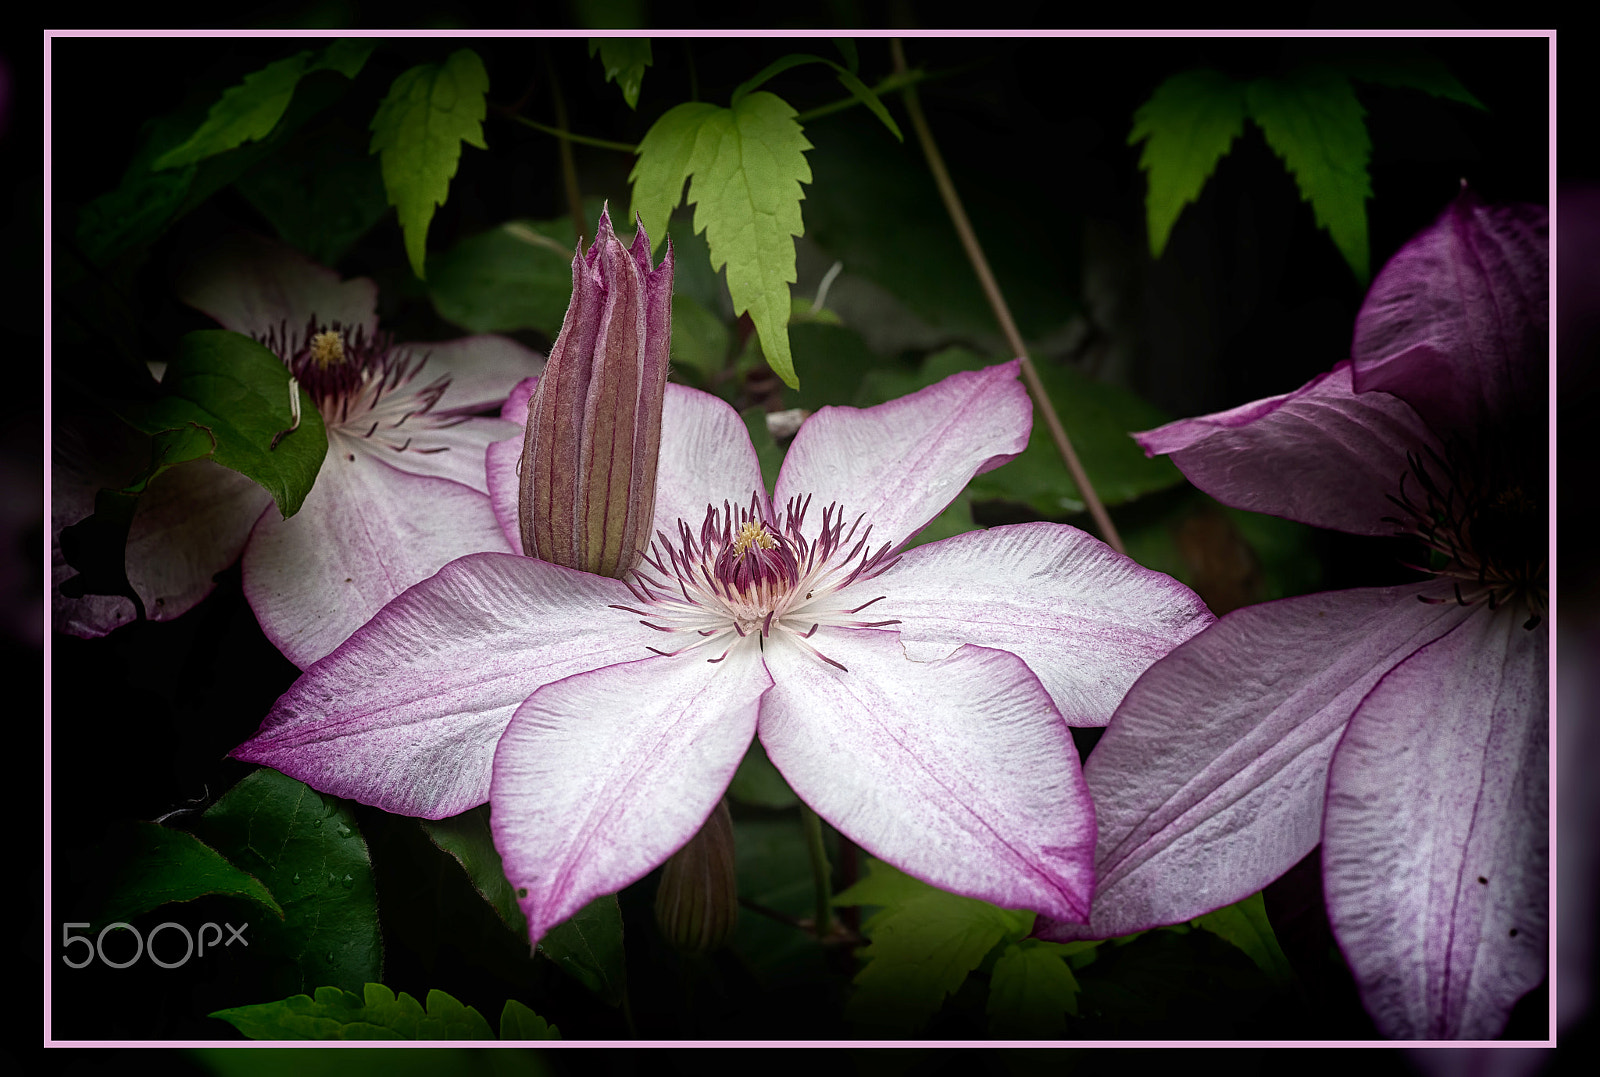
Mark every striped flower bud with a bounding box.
[519,206,673,578]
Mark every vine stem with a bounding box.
[799,803,833,938]
[889,39,1125,556]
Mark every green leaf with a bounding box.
[499,998,562,1040]
[421,808,527,938]
[728,817,835,985]
[727,739,798,809]
[1071,925,1275,1036]
[1246,66,1372,282]
[211,983,494,1040]
[730,53,901,142]
[91,821,284,930]
[234,118,392,266]
[987,940,1083,1036]
[194,770,382,996]
[668,292,731,384]
[857,347,1183,514]
[628,100,723,255]
[741,406,786,492]
[833,858,1031,1033]
[1192,891,1295,988]
[369,48,490,279]
[154,40,374,170]
[427,219,578,336]
[537,894,627,1007]
[115,330,328,519]
[588,38,652,109]
[1129,68,1248,260]
[630,93,813,388]
[1340,50,1485,108]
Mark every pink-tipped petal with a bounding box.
[759,629,1095,923]
[498,375,540,423]
[377,416,518,495]
[242,451,513,668]
[774,360,1031,550]
[177,231,378,340]
[1323,607,1548,1039]
[492,645,771,947]
[881,523,1214,726]
[234,552,660,819]
[1134,362,1444,536]
[406,334,545,413]
[486,435,523,553]
[1352,193,1548,435]
[1037,583,1476,943]
[650,384,769,535]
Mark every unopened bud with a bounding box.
[654,798,738,953]
[519,205,673,578]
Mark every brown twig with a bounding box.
[889,39,1125,555]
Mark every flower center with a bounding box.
[256,316,454,458]
[610,494,903,670]
[1386,440,1547,628]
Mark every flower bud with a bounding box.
[519,206,673,578]
[654,798,739,953]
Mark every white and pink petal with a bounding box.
[492,645,771,946]
[1323,606,1548,1039]
[177,231,378,340]
[880,522,1214,726]
[234,552,662,819]
[758,629,1095,924]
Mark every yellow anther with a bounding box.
[310,331,345,369]
[732,521,777,559]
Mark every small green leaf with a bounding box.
[154,40,374,171]
[741,406,786,492]
[1192,891,1295,988]
[369,48,490,279]
[1129,68,1248,259]
[727,738,798,809]
[498,998,562,1040]
[687,93,813,389]
[987,940,1083,1036]
[628,100,723,255]
[1340,50,1485,108]
[427,219,578,336]
[834,858,1030,1033]
[116,330,328,519]
[194,770,382,996]
[91,821,284,930]
[588,38,652,109]
[1246,66,1372,282]
[234,118,392,267]
[210,983,494,1040]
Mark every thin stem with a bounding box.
[888,39,1125,555]
[498,111,639,154]
[799,803,833,938]
[541,45,585,245]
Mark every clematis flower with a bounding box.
[1038,190,1548,1040]
[233,359,1214,946]
[52,233,542,668]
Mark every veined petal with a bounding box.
[650,384,768,535]
[1352,193,1548,435]
[486,435,523,553]
[242,450,513,668]
[235,552,659,819]
[774,360,1030,550]
[1134,362,1443,537]
[1324,607,1548,1039]
[492,645,770,947]
[759,629,1095,923]
[402,334,545,413]
[377,415,518,495]
[177,231,378,340]
[882,523,1214,726]
[1037,583,1476,942]
[53,418,270,635]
